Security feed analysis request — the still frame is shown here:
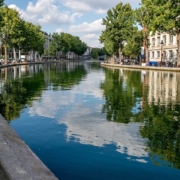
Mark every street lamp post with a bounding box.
[160,40,164,66]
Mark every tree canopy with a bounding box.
[100,2,135,62]
[49,32,87,59]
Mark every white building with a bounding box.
[148,32,178,65]
[84,47,93,56]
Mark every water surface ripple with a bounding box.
[0,62,180,179]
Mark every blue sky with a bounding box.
[5,0,140,47]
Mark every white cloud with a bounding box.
[69,19,105,33]
[80,34,102,48]
[55,28,65,33]
[9,0,82,25]
[66,19,105,47]
[62,0,141,13]
[8,0,140,47]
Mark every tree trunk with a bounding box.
[19,48,21,60]
[25,52,27,61]
[145,39,148,63]
[13,48,16,61]
[33,51,35,61]
[177,32,180,67]
[119,44,122,63]
[4,44,7,64]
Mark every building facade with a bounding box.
[148,32,178,65]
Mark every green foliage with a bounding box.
[49,32,87,58]
[140,0,180,34]
[91,49,99,59]
[139,101,180,169]
[0,6,21,63]
[101,69,142,123]
[0,63,87,120]
[123,29,143,58]
[0,0,4,6]
[0,6,45,61]
[100,2,135,59]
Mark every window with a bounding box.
[152,51,154,58]
[170,35,173,43]
[157,51,160,57]
[169,50,173,57]
[157,37,160,45]
[163,35,166,44]
[152,38,155,46]
[163,51,166,57]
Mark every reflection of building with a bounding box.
[148,32,178,64]
[145,71,180,105]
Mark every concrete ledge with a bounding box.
[0,60,83,69]
[101,62,180,72]
[0,114,58,180]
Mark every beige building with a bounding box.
[148,32,179,65]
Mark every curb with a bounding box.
[101,62,180,72]
[0,114,58,180]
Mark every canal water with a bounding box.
[0,61,180,180]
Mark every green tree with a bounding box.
[123,29,143,60]
[135,6,151,63]
[0,6,21,63]
[140,0,180,65]
[0,0,4,6]
[100,2,135,62]
[91,49,99,59]
[49,32,87,59]
[17,22,45,60]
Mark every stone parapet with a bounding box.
[0,114,58,180]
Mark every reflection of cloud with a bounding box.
[72,70,105,99]
[59,104,147,158]
[28,68,147,160]
[28,70,104,118]
[29,91,75,118]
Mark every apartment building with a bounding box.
[148,32,178,65]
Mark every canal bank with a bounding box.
[101,62,180,72]
[0,114,58,180]
[0,59,83,69]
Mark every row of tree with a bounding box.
[47,32,87,59]
[91,47,109,59]
[0,0,88,63]
[100,0,180,64]
[0,2,45,63]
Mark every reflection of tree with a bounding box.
[0,63,87,121]
[45,63,87,90]
[102,69,180,169]
[101,68,142,123]
[89,62,102,71]
[0,71,45,121]
[139,100,180,169]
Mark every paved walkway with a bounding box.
[0,114,58,180]
[101,62,180,72]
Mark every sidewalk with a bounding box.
[101,62,180,72]
[0,114,58,180]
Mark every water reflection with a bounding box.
[0,62,87,120]
[0,63,180,177]
[101,68,180,169]
[140,70,180,169]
